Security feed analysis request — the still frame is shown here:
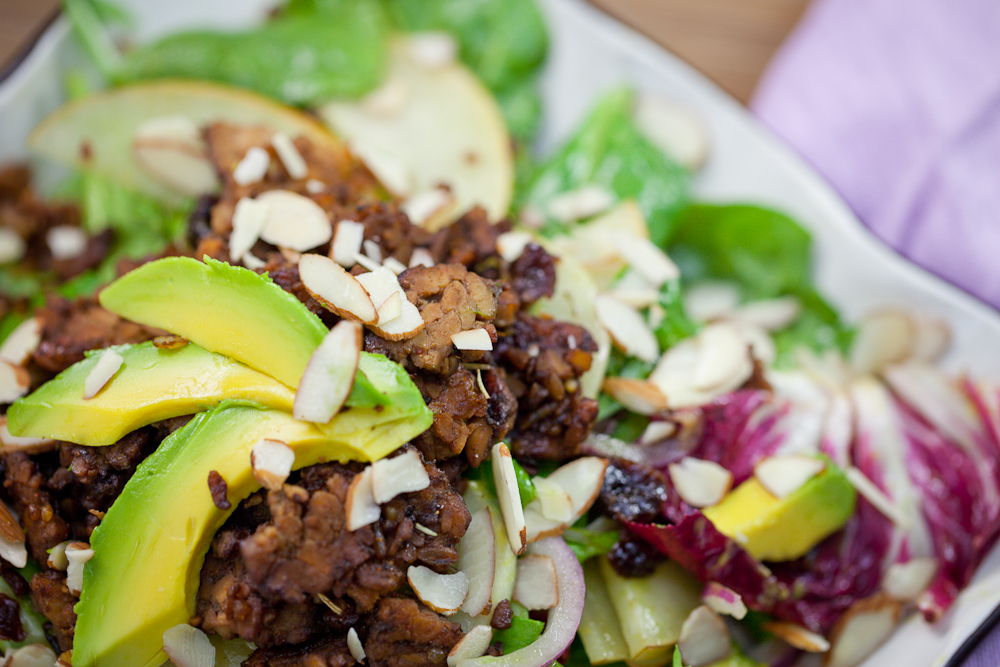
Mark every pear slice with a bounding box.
[319,38,513,225]
[29,80,351,203]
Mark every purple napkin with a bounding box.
[751,0,1000,312]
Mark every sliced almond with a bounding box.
[162,623,216,667]
[47,541,70,571]
[46,226,88,261]
[346,466,380,530]
[0,498,26,569]
[525,457,608,542]
[370,450,430,504]
[133,116,218,196]
[271,132,308,180]
[402,187,458,231]
[533,476,573,523]
[702,582,747,620]
[610,232,680,287]
[356,268,425,340]
[228,197,271,262]
[242,252,266,270]
[353,251,382,272]
[497,231,534,264]
[754,455,826,499]
[407,32,459,70]
[825,596,900,667]
[691,323,750,391]
[492,442,527,555]
[0,416,53,453]
[882,558,937,602]
[383,256,408,276]
[293,320,362,424]
[409,248,435,269]
[299,253,378,324]
[377,292,403,324]
[633,94,711,171]
[843,466,909,527]
[82,349,124,400]
[684,282,740,323]
[594,294,659,363]
[306,179,326,194]
[256,190,333,252]
[456,508,496,616]
[602,377,667,415]
[911,317,951,362]
[451,328,493,352]
[331,220,365,268]
[232,145,271,186]
[849,310,916,375]
[649,325,754,409]
[0,228,26,264]
[347,627,366,662]
[513,553,559,611]
[678,605,731,667]
[447,625,493,667]
[6,645,59,667]
[407,565,469,615]
[639,420,676,444]
[363,239,384,265]
[0,316,40,366]
[668,457,733,508]
[763,621,830,653]
[251,439,296,491]
[547,185,615,223]
[732,296,800,331]
[65,542,94,595]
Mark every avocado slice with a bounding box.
[99,256,328,390]
[73,391,431,667]
[702,460,856,562]
[7,341,295,446]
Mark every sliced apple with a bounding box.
[456,508,496,616]
[320,38,513,225]
[513,554,559,611]
[825,597,900,667]
[370,449,430,504]
[292,320,362,424]
[299,254,377,324]
[29,80,351,204]
[407,565,469,615]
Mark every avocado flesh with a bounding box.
[98,256,330,390]
[73,389,431,667]
[703,463,856,562]
[6,341,296,446]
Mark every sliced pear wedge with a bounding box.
[28,80,351,203]
[319,38,513,227]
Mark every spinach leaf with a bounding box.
[523,89,690,246]
[562,526,620,563]
[653,279,697,350]
[104,0,390,105]
[667,204,811,300]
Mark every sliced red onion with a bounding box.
[454,536,584,667]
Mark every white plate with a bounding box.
[1,1,999,666]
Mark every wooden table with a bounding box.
[0,0,811,105]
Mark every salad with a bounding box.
[1,1,1000,667]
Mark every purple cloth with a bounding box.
[751,0,1000,311]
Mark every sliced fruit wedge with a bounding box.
[29,80,352,204]
[319,38,513,226]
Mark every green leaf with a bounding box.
[562,526,620,562]
[511,457,537,506]
[116,1,390,105]
[667,204,812,300]
[523,88,690,246]
[492,614,544,652]
[673,646,685,667]
[772,287,854,367]
[653,279,697,350]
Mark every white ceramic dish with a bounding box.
[1,1,999,665]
